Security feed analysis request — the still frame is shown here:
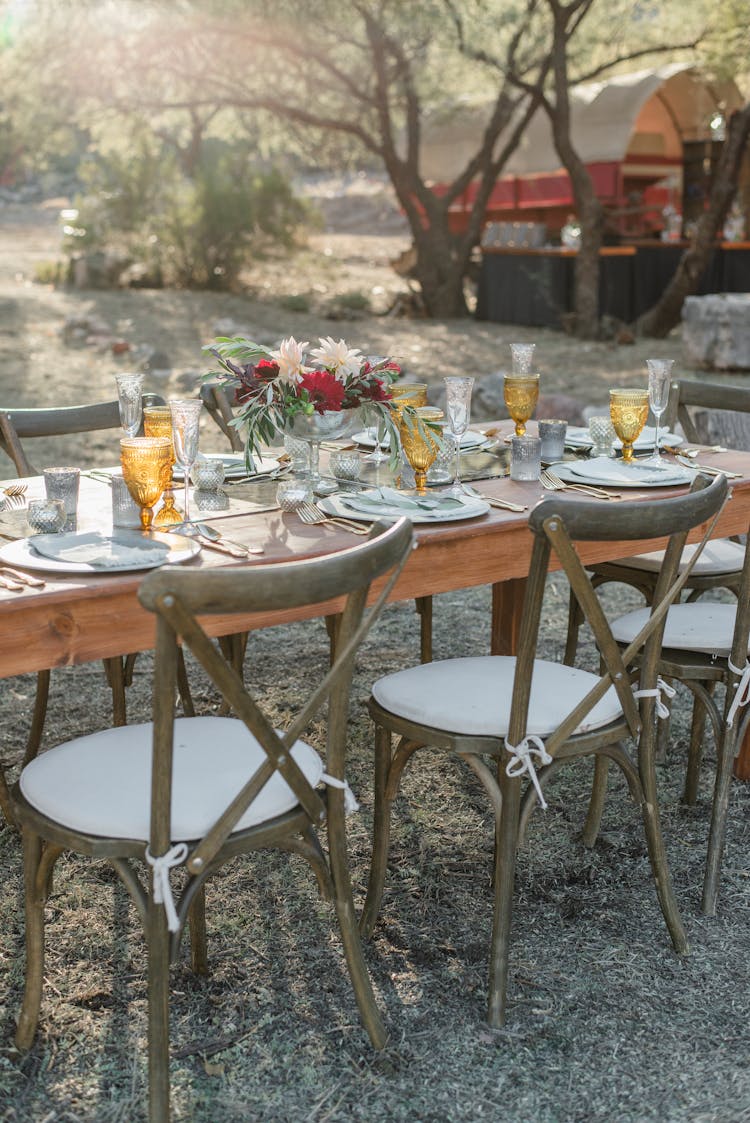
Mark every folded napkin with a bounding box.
[31,532,170,568]
[341,487,466,515]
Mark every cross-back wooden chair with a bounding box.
[12,516,413,1123]
[564,379,750,669]
[0,395,185,799]
[360,474,727,1027]
[610,512,750,916]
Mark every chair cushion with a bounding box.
[371,656,622,738]
[603,538,745,576]
[611,603,743,657]
[19,716,323,842]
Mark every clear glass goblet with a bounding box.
[510,342,536,375]
[644,358,675,466]
[609,389,649,464]
[444,376,474,495]
[169,399,203,525]
[115,372,145,438]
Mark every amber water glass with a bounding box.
[120,437,173,530]
[504,375,539,437]
[609,389,649,464]
[143,406,181,526]
[399,407,443,494]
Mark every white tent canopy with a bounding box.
[419,64,742,183]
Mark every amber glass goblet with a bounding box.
[120,437,173,530]
[390,383,428,412]
[504,374,539,436]
[609,389,649,464]
[399,406,443,495]
[143,406,181,526]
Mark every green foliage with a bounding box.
[70,133,310,290]
[279,293,312,313]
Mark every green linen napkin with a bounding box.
[341,487,466,514]
[30,532,170,569]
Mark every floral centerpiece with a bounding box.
[202,334,402,465]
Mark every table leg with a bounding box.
[733,733,750,780]
[491,579,526,655]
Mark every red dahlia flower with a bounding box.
[297,369,346,413]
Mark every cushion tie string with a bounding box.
[505,736,553,810]
[633,677,676,720]
[145,843,189,933]
[321,773,360,814]
[726,658,750,729]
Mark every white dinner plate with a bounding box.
[172,453,279,481]
[0,530,201,574]
[565,426,683,451]
[551,457,693,488]
[351,429,490,452]
[319,488,489,524]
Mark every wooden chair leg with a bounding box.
[360,723,395,939]
[582,754,609,848]
[176,648,195,717]
[25,670,51,763]
[123,652,138,688]
[147,903,172,1123]
[563,588,584,666]
[487,768,521,1028]
[638,719,688,954]
[0,766,17,829]
[15,830,45,1050]
[683,684,713,805]
[189,887,208,975]
[415,596,433,663]
[327,794,387,1049]
[702,724,739,916]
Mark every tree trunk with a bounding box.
[413,234,469,317]
[637,101,750,338]
[571,191,604,337]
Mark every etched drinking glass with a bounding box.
[398,407,443,495]
[120,437,172,530]
[169,399,203,525]
[115,372,145,438]
[444,376,474,496]
[609,389,649,464]
[143,404,181,526]
[644,358,675,466]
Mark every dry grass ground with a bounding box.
[1,199,749,1122]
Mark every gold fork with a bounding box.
[541,468,619,500]
[2,483,27,508]
[296,501,370,535]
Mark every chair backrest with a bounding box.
[199,384,244,451]
[664,379,750,448]
[509,474,728,756]
[137,518,414,870]
[0,394,166,476]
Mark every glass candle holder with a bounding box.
[194,488,230,512]
[510,435,542,481]
[538,418,567,461]
[191,457,226,490]
[427,428,458,485]
[283,433,311,473]
[588,415,616,458]
[329,450,361,482]
[277,474,313,512]
[27,498,66,535]
[43,467,80,531]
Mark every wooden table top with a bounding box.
[2,425,749,679]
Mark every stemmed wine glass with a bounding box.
[504,343,539,436]
[644,358,675,466]
[115,373,145,438]
[169,399,203,524]
[363,406,390,464]
[444,376,474,495]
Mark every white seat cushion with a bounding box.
[371,656,622,738]
[601,539,745,576]
[611,603,744,657]
[19,716,323,841]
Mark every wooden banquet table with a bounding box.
[2,426,750,768]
